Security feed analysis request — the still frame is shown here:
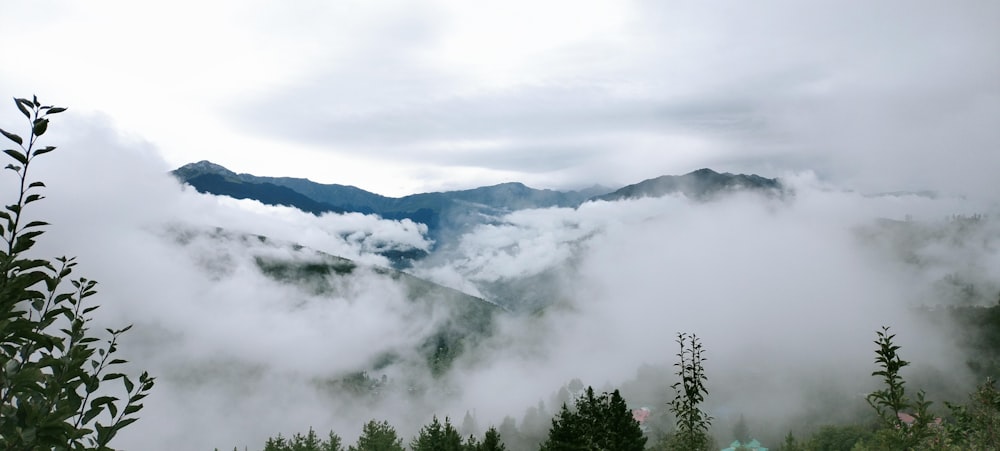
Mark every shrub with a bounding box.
[0,96,153,450]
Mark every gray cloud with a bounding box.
[1,0,999,448]
[223,0,999,196]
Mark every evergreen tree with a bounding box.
[324,431,344,451]
[539,386,646,451]
[520,400,550,443]
[410,416,463,451]
[478,426,506,451]
[603,390,646,449]
[290,428,324,451]
[264,435,289,451]
[540,403,588,450]
[463,434,480,451]
[733,414,750,444]
[461,410,479,437]
[497,416,522,450]
[779,431,803,451]
[348,420,405,451]
[261,428,343,451]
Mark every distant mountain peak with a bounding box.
[173,160,236,179]
[592,168,782,202]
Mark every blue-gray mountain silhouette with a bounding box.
[172,161,782,261]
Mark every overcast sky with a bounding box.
[2,3,999,447]
[1,0,998,197]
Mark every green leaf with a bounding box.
[12,230,44,254]
[45,107,67,115]
[3,149,27,166]
[33,118,49,137]
[32,146,56,157]
[82,406,102,425]
[114,416,138,430]
[102,372,126,381]
[15,97,32,118]
[0,128,23,145]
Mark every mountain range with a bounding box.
[173,161,783,242]
[164,163,785,377]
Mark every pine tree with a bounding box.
[323,431,344,451]
[264,435,289,451]
[733,414,750,444]
[411,416,463,451]
[604,390,646,450]
[540,403,588,450]
[780,431,803,451]
[348,420,404,451]
[497,416,522,450]
[478,426,506,451]
[261,428,343,451]
[540,386,646,451]
[461,410,479,437]
[290,428,323,451]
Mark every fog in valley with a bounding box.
[1,2,997,448]
[3,115,994,449]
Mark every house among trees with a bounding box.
[897,411,943,428]
[721,438,768,451]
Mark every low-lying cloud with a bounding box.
[5,113,998,448]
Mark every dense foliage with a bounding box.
[539,387,646,451]
[0,97,153,450]
[350,420,406,451]
[261,428,343,451]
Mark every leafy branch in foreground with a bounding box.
[864,326,935,449]
[666,332,713,451]
[0,96,154,450]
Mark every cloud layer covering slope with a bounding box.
[3,113,997,448]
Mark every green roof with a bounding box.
[721,439,768,451]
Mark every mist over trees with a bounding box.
[5,98,1000,450]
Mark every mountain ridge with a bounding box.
[172,161,784,259]
[175,160,781,207]
[593,167,783,202]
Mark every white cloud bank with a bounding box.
[2,110,998,448]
